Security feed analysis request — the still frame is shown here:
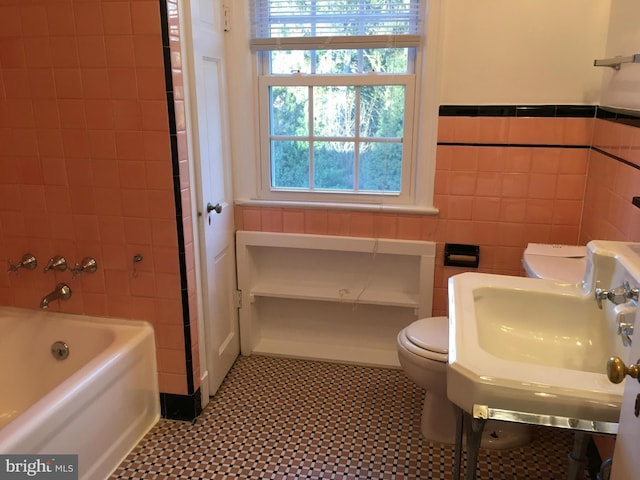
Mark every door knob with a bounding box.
[607,356,640,384]
[206,202,222,214]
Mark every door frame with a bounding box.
[177,0,210,408]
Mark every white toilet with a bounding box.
[397,316,532,449]
[397,243,588,449]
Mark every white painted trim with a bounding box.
[236,198,439,214]
[226,0,441,213]
[178,0,210,409]
[412,0,443,209]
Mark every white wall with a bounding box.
[438,0,610,105]
[599,0,640,110]
[224,0,631,205]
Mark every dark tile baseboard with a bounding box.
[596,105,640,127]
[439,105,597,118]
[160,390,203,422]
[439,104,640,127]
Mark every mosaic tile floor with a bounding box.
[113,356,590,479]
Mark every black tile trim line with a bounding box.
[439,104,640,127]
[437,142,591,149]
[159,0,195,395]
[160,389,203,422]
[597,105,640,127]
[439,105,597,117]
[592,146,640,172]
[438,143,640,171]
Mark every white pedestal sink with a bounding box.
[447,241,640,479]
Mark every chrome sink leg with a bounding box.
[453,407,464,480]
[465,413,486,480]
[566,432,590,480]
[452,408,486,480]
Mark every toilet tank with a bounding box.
[522,243,587,283]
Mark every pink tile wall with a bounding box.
[580,118,640,243]
[236,116,594,316]
[0,0,194,396]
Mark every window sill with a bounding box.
[235,198,439,215]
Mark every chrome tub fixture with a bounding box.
[7,253,37,274]
[71,257,97,278]
[40,283,72,309]
[43,256,67,273]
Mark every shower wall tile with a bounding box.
[132,2,163,35]
[0,0,194,397]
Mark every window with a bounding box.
[250,0,424,206]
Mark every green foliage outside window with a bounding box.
[269,47,408,193]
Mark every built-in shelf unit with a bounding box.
[236,231,436,368]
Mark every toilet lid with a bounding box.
[405,316,449,354]
[523,253,586,283]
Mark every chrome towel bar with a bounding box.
[594,53,640,70]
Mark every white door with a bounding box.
[183,0,239,396]
[610,308,640,479]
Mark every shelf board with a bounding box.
[237,230,436,257]
[249,283,420,308]
[252,338,401,368]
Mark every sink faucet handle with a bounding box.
[618,321,634,337]
[594,287,609,309]
[608,285,629,305]
[623,281,639,301]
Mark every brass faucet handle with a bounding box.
[607,356,640,384]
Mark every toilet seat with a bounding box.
[402,316,449,363]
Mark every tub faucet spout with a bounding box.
[40,283,72,309]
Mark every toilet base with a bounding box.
[420,392,531,450]
[421,390,458,444]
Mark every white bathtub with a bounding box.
[0,306,160,480]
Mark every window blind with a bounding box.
[249,0,422,51]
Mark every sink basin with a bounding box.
[447,243,638,429]
[474,286,616,373]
